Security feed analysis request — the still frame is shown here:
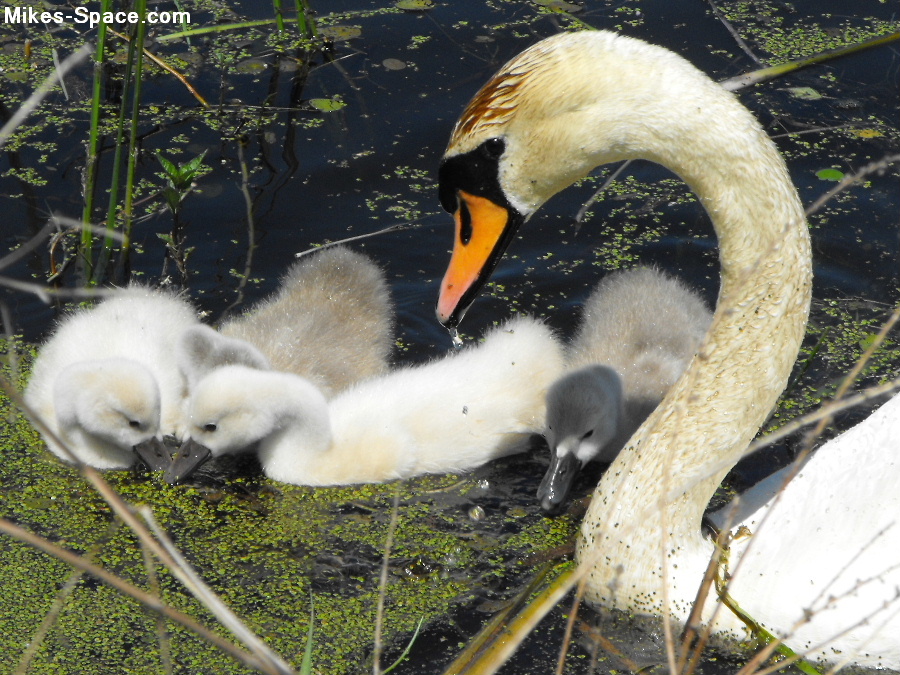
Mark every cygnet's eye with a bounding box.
[582,429,594,440]
[481,137,505,159]
[128,419,142,430]
[203,423,218,433]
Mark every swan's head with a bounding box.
[539,365,623,514]
[437,30,718,326]
[166,365,330,483]
[52,359,161,467]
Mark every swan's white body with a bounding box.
[24,287,199,469]
[192,246,393,397]
[713,393,900,664]
[540,268,711,512]
[186,316,565,486]
[436,30,900,667]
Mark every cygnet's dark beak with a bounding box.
[133,437,172,473]
[537,450,582,515]
[163,438,212,484]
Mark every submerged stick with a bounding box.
[721,31,900,91]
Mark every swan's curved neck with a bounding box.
[577,74,812,612]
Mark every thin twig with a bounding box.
[1,378,296,675]
[13,519,121,675]
[0,221,61,273]
[704,0,763,65]
[805,154,900,217]
[573,161,630,231]
[0,517,284,674]
[219,138,258,319]
[721,31,900,91]
[0,45,92,150]
[294,219,434,259]
[373,486,402,675]
[106,27,209,107]
[140,507,295,673]
[140,531,174,675]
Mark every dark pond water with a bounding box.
[1,0,898,673]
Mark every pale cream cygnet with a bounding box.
[176,316,564,485]
[24,286,199,470]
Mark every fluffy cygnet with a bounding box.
[172,315,565,485]
[539,267,712,513]
[179,246,394,396]
[24,286,199,469]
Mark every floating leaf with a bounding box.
[382,58,407,71]
[816,168,844,182]
[173,52,203,67]
[234,58,267,74]
[309,98,346,112]
[533,0,582,11]
[859,333,879,351]
[786,86,822,100]
[851,129,884,139]
[320,25,361,41]
[395,0,434,10]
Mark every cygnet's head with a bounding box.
[166,365,329,483]
[188,365,288,455]
[52,359,161,467]
[176,324,270,387]
[539,365,623,514]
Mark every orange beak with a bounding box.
[436,190,517,327]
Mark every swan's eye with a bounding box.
[438,179,459,214]
[458,197,473,245]
[204,423,217,433]
[481,137,505,159]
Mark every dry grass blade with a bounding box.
[293,220,431,259]
[12,520,121,675]
[140,507,296,674]
[0,378,296,675]
[574,619,645,673]
[373,487,402,675]
[106,27,209,107]
[0,517,281,673]
[0,45,92,150]
[721,32,900,91]
[440,563,574,675]
[805,153,900,217]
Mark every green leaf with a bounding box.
[309,98,347,112]
[319,25,361,41]
[156,152,177,179]
[395,0,435,10]
[816,168,844,181]
[787,86,822,100]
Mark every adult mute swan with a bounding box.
[24,287,199,470]
[178,246,394,396]
[169,316,565,486]
[539,267,711,514]
[435,29,900,667]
